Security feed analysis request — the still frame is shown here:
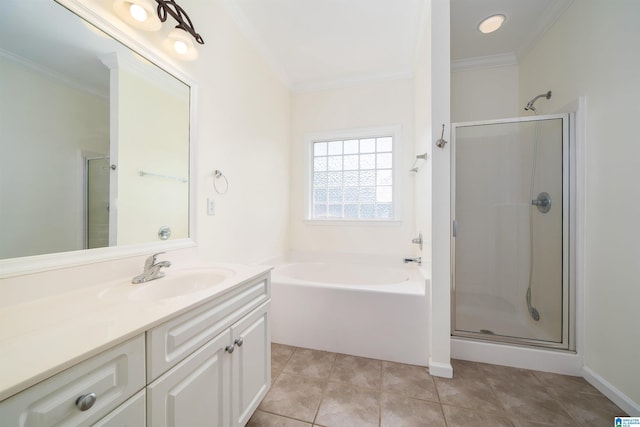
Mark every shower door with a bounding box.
[451,114,572,349]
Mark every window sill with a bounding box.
[303,219,403,227]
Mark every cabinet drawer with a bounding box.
[0,335,145,427]
[146,276,269,381]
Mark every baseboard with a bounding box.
[582,366,640,416]
[429,357,453,378]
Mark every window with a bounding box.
[308,127,399,221]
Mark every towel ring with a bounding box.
[213,170,229,194]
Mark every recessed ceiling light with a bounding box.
[478,14,505,34]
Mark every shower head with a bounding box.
[524,91,552,112]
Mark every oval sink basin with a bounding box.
[130,268,235,301]
[98,267,235,302]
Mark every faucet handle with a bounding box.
[146,252,165,266]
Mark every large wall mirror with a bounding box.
[0,0,195,276]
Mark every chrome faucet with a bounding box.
[132,252,171,284]
[403,257,422,265]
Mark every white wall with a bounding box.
[519,0,640,411]
[414,2,432,264]
[451,64,520,122]
[176,0,292,264]
[289,79,415,257]
[428,0,452,378]
[0,56,108,258]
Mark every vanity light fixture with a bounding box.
[113,0,204,60]
[478,14,505,34]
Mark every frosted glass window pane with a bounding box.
[344,171,358,186]
[344,140,358,154]
[376,186,392,203]
[328,156,342,171]
[344,204,358,218]
[377,170,392,186]
[377,153,392,169]
[377,137,392,152]
[376,204,393,219]
[344,187,359,202]
[360,170,375,186]
[314,142,327,156]
[343,155,358,170]
[327,172,342,187]
[360,138,376,153]
[310,131,395,221]
[360,138,375,153]
[360,154,375,169]
[328,188,342,203]
[360,187,375,202]
[314,157,327,171]
[328,204,342,217]
[328,140,342,155]
[314,188,327,203]
[314,172,327,186]
[360,204,375,219]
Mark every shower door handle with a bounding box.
[532,192,552,213]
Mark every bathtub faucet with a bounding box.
[403,257,422,265]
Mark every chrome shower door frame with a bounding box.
[450,113,575,351]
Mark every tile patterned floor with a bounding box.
[248,343,626,427]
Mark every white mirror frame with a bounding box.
[0,0,198,278]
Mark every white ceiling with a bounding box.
[2,0,574,95]
[224,0,574,90]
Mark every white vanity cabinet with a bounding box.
[146,274,271,427]
[0,272,271,427]
[0,335,145,427]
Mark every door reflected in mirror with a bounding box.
[0,0,190,260]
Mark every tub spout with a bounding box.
[403,257,421,265]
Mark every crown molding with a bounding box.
[451,52,518,72]
[0,48,108,99]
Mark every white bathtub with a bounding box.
[270,261,429,366]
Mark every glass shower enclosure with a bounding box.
[451,114,574,350]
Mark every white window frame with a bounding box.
[304,125,402,224]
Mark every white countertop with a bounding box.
[0,263,271,401]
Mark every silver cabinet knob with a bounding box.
[76,392,97,411]
[234,337,243,347]
[225,344,235,353]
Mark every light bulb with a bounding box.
[174,40,188,55]
[129,3,148,22]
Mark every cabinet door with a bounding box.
[230,301,271,427]
[93,390,145,427]
[147,329,231,427]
